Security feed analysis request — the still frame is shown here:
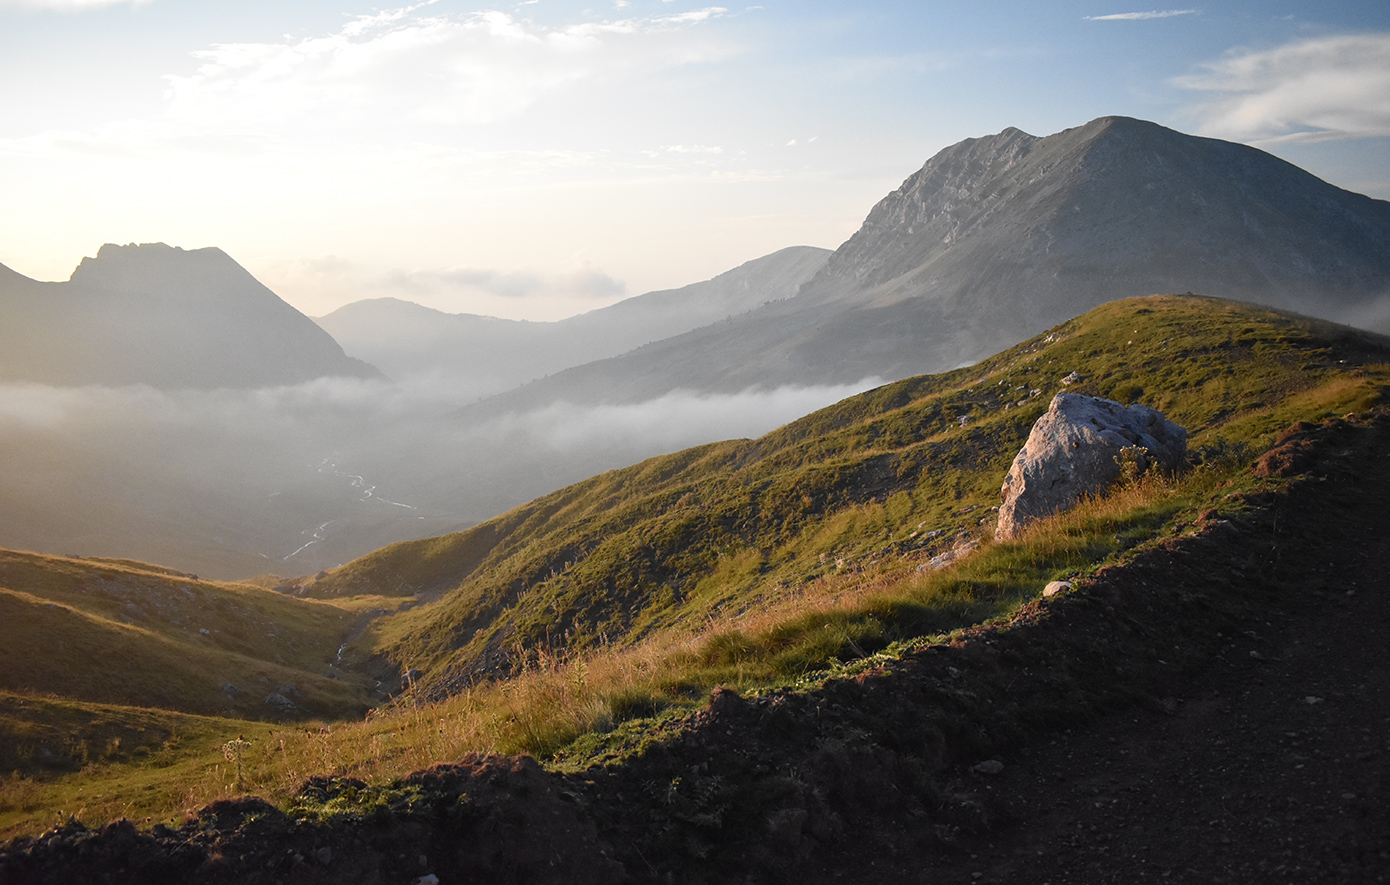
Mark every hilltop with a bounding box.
[327,295,1390,699]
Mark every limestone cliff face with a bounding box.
[0,243,381,388]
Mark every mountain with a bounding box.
[0,242,381,388]
[458,116,1390,417]
[315,245,830,400]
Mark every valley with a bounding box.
[1,114,1389,881]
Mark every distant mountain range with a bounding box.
[315,246,830,401]
[456,116,1390,418]
[0,243,380,388]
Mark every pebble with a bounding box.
[973,760,1005,776]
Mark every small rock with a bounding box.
[316,846,332,864]
[1061,371,1082,385]
[1304,696,1324,705]
[1043,580,1072,597]
[264,692,298,713]
[417,875,440,885]
[972,759,1005,776]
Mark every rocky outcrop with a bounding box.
[995,394,1187,540]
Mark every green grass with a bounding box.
[3,293,1389,841]
[329,296,1390,697]
[0,552,376,721]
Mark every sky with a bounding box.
[1,0,1388,320]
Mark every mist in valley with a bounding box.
[0,373,882,580]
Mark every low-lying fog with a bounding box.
[0,375,881,580]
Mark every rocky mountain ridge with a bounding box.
[457,116,1390,418]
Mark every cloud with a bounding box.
[264,254,627,318]
[481,379,885,457]
[393,262,626,301]
[1084,10,1196,21]
[1174,33,1390,143]
[665,144,723,154]
[161,5,735,132]
[0,0,151,9]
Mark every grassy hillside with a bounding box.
[0,551,378,720]
[322,295,1389,696]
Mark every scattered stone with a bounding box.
[920,539,980,571]
[417,876,440,885]
[995,394,1187,540]
[972,760,1005,776]
[1061,371,1082,385]
[264,692,297,713]
[316,846,332,865]
[1043,581,1072,597]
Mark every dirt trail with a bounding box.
[825,503,1390,883]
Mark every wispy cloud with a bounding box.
[1174,33,1390,144]
[665,144,723,154]
[0,0,151,9]
[1084,10,1196,21]
[264,255,627,318]
[162,5,733,132]
[390,263,625,301]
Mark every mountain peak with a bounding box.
[1,243,383,388]
[67,242,243,294]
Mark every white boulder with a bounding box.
[995,394,1186,540]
